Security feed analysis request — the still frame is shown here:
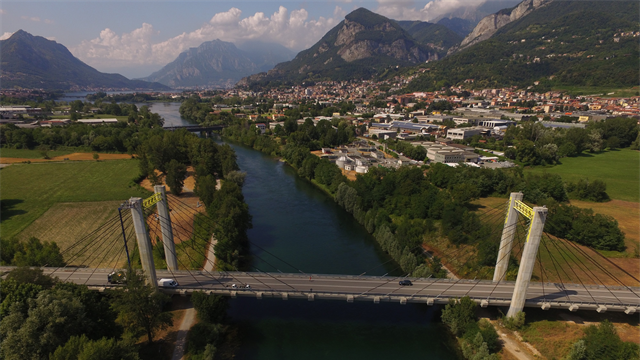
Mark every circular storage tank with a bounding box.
[336,160,345,169]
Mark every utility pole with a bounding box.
[493,192,523,282]
[129,197,157,288]
[154,185,178,271]
[507,206,548,318]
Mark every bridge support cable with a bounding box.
[545,231,640,303]
[428,207,523,301]
[167,195,311,276]
[541,233,608,307]
[53,213,131,275]
[146,215,208,289]
[166,197,309,292]
[154,186,178,271]
[547,236,598,305]
[81,226,132,286]
[60,215,134,284]
[550,231,640,297]
[464,218,529,300]
[155,207,279,293]
[159,203,252,288]
[539,233,575,308]
[150,212,228,288]
[45,214,125,271]
[507,205,548,318]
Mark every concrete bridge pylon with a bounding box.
[507,205,548,318]
[154,185,178,271]
[493,192,523,283]
[129,197,157,288]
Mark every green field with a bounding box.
[0,160,151,239]
[526,148,640,202]
[0,148,76,159]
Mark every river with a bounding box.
[222,142,457,359]
[66,99,458,358]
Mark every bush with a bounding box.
[502,311,525,330]
[441,296,477,337]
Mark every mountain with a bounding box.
[236,41,297,72]
[238,8,439,87]
[436,17,477,37]
[0,30,169,90]
[405,0,639,91]
[397,21,462,52]
[455,0,552,52]
[143,39,295,88]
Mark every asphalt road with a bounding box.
[11,267,637,312]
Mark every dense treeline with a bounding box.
[135,129,251,269]
[1,104,164,152]
[0,267,171,360]
[567,320,639,360]
[499,118,639,166]
[441,296,501,359]
[222,115,359,152]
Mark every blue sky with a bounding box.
[1,0,518,78]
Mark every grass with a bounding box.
[16,201,124,267]
[520,319,583,359]
[0,148,76,159]
[0,159,151,239]
[525,148,640,202]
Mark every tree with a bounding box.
[191,292,228,324]
[0,289,91,360]
[195,174,217,208]
[3,266,56,288]
[11,237,65,267]
[441,296,477,336]
[165,159,187,196]
[93,153,100,161]
[50,335,140,360]
[109,269,173,343]
[224,170,246,187]
[582,320,640,360]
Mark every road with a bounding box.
[10,267,638,313]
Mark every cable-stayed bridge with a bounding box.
[13,188,640,317]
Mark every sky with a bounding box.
[0,0,519,78]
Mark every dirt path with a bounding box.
[171,303,196,360]
[497,330,537,360]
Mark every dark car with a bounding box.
[399,279,413,286]
[108,271,126,284]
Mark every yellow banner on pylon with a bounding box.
[143,192,162,209]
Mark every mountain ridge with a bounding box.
[238,8,441,88]
[142,39,295,88]
[0,30,169,90]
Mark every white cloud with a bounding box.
[44,19,54,24]
[0,9,6,15]
[376,0,487,22]
[72,6,347,70]
[22,16,41,22]
[0,32,14,40]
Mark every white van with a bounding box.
[158,278,179,287]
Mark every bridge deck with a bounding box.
[11,268,638,313]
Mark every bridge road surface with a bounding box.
[3,267,638,313]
